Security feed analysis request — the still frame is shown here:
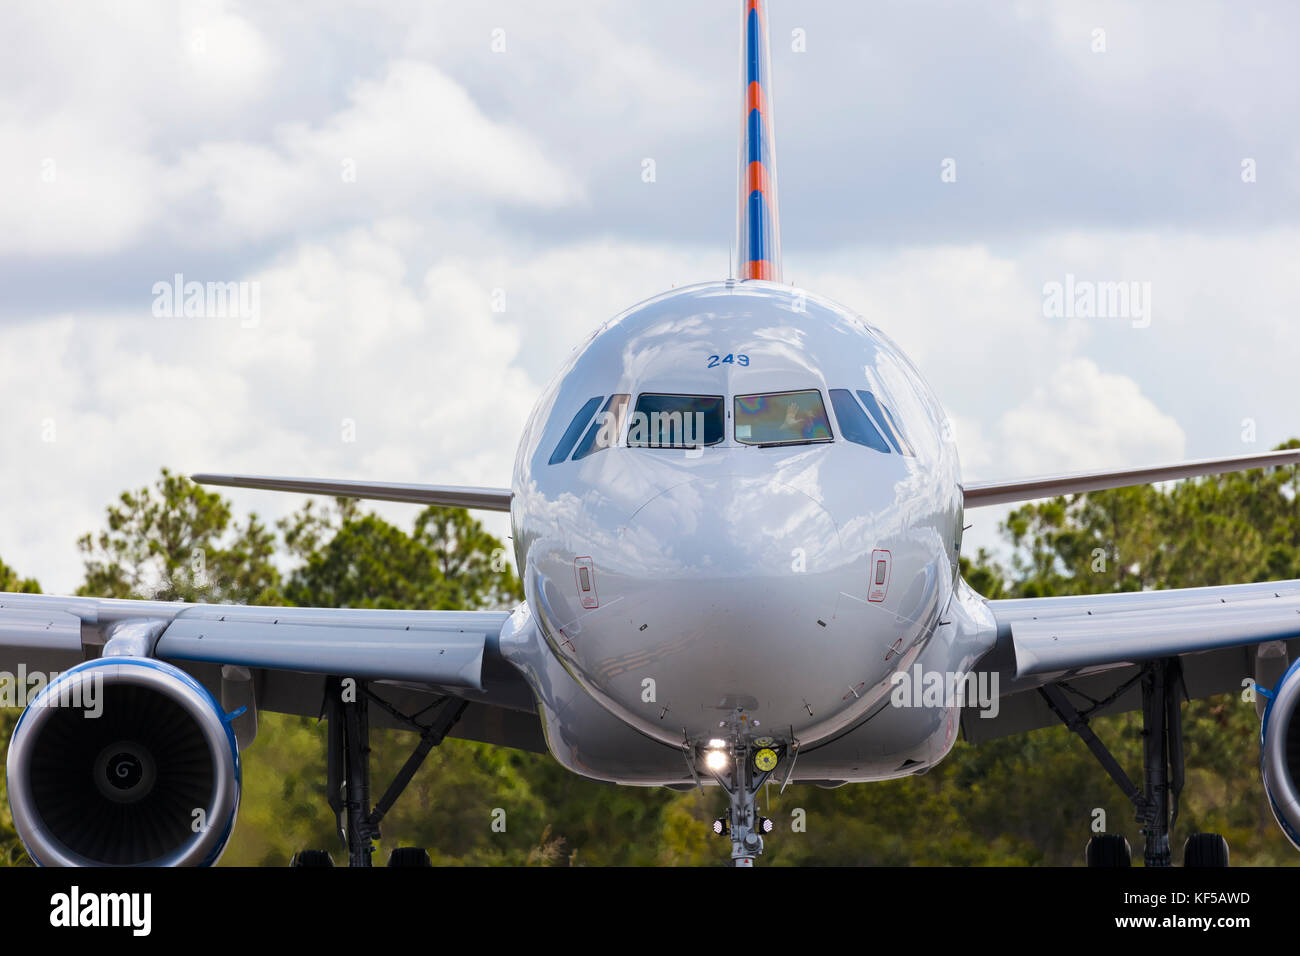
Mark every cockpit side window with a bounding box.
[857,390,915,457]
[571,394,631,461]
[628,394,725,448]
[734,389,833,446]
[878,403,916,457]
[829,389,891,452]
[548,396,603,464]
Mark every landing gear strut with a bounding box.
[322,676,467,867]
[1040,658,1186,867]
[705,736,782,866]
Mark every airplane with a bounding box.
[5,0,1300,869]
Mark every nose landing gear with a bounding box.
[703,733,786,866]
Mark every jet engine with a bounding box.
[6,657,240,866]
[1261,658,1300,850]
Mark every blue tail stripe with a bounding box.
[747,9,764,87]
[747,190,769,262]
[747,108,766,164]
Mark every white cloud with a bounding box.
[997,357,1185,476]
[0,47,580,255]
[3,0,1300,601]
[0,1,273,123]
[0,226,537,591]
[0,114,164,256]
[172,59,583,243]
[423,239,718,382]
[11,215,1300,594]
[800,243,1088,430]
[0,0,277,255]
[957,358,1185,569]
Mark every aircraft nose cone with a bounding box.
[606,474,865,734]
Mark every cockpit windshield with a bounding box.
[734,389,833,446]
[628,394,725,448]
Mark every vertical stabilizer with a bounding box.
[737,0,782,282]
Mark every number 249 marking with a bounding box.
[707,354,749,368]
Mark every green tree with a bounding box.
[77,467,280,604]
[0,558,40,595]
[414,507,521,610]
[278,498,520,611]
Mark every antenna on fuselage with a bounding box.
[736,0,782,283]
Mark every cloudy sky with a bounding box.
[3,0,1299,592]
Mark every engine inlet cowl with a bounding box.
[6,658,241,866]
[1261,658,1300,850]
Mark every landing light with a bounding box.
[707,738,727,749]
[704,749,729,772]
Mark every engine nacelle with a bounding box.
[6,657,240,866]
[1261,658,1300,850]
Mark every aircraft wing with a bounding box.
[964,579,1300,742]
[963,448,1300,508]
[0,591,544,750]
[191,473,513,512]
[987,580,1300,678]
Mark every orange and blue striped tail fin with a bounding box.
[737,0,781,282]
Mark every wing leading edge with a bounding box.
[987,579,1300,679]
[963,448,1300,508]
[192,473,512,512]
[0,592,508,688]
[0,591,546,760]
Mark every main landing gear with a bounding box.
[1040,657,1229,867]
[291,675,467,868]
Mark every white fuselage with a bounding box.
[503,279,995,785]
